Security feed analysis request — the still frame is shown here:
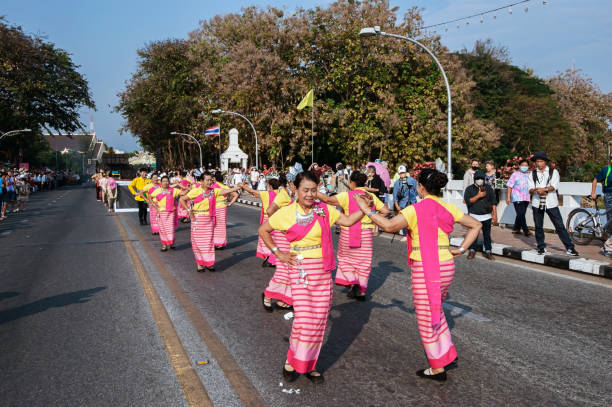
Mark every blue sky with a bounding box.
[3,0,610,152]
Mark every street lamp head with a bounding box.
[359,26,381,37]
[211,109,223,114]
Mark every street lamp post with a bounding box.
[170,132,203,169]
[0,128,32,142]
[211,109,259,169]
[359,26,453,180]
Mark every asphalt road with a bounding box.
[1,186,611,406]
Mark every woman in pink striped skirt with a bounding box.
[140,173,160,235]
[180,172,243,272]
[354,168,481,382]
[144,176,185,251]
[175,172,193,224]
[259,171,367,384]
[211,171,238,249]
[318,171,389,301]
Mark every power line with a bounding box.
[422,0,540,30]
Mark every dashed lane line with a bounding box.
[113,215,213,407]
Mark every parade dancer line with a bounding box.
[212,171,238,249]
[180,172,242,272]
[145,176,185,251]
[259,171,367,384]
[353,168,480,382]
[317,171,389,301]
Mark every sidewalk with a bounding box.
[235,193,612,279]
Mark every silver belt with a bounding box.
[411,246,450,251]
[292,244,321,251]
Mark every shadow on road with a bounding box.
[0,287,106,325]
[0,292,19,302]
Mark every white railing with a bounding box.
[443,180,607,229]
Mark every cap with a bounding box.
[398,165,407,173]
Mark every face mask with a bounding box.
[472,166,479,171]
[475,179,484,186]
[520,166,528,172]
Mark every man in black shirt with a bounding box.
[463,170,497,260]
[365,165,387,201]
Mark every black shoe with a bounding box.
[283,365,298,382]
[355,293,366,302]
[215,246,225,250]
[161,246,168,252]
[524,231,532,237]
[347,285,357,298]
[305,371,324,384]
[262,293,273,312]
[512,230,521,234]
[170,245,176,250]
[416,368,447,381]
[537,247,548,255]
[262,257,274,268]
[566,248,579,256]
[206,266,216,272]
[197,266,206,273]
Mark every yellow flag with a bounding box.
[297,89,314,110]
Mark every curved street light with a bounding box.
[359,26,453,180]
[211,109,259,169]
[170,131,203,169]
[0,128,32,142]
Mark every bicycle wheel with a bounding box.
[566,208,596,245]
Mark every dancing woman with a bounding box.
[140,173,160,235]
[243,178,281,268]
[176,171,193,223]
[353,168,481,381]
[259,171,367,384]
[145,176,184,251]
[179,172,242,272]
[317,171,389,300]
[212,171,238,249]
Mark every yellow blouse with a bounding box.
[187,187,222,214]
[214,182,230,208]
[335,187,385,229]
[272,187,292,208]
[268,202,341,258]
[400,195,464,262]
[128,177,150,202]
[149,187,181,212]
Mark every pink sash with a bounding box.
[155,188,176,212]
[286,203,335,272]
[347,190,373,248]
[407,198,455,329]
[260,190,277,225]
[191,188,217,217]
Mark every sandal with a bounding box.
[197,266,206,272]
[416,368,446,381]
[160,245,168,252]
[305,370,324,384]
[283,361,298,382]
[262,293,273,312]
[276,301,293,310]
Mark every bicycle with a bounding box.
[566,196,611,245]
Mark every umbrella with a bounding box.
[367,161,391,188]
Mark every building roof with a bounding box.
[44,133,96,154]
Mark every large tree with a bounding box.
[0,18,95,165]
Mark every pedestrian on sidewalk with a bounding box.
[464,170,497,260]
[463,158,480,193]
[181,172,242,272]
[353,168,481,381]
[393,164,418,239]
[128,168,151,225]
[591,152,612,257]
[528,152,579,256]
[259,171,367,384]
[318,171,389,301]
[506,159,532,237]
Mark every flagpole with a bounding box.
[311,88,314,165]
[218,128,221,169]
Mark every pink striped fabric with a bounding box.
[335,228,373,294]
[256,215,275,265]
[411,260,457,369]
[264,230,292,305]
[177,202,189,219]
[191,214,215,267]
[286,257,333,374]
[149,205,160,233]
[213,206,227,247]
[158,211,176,245]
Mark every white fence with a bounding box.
[442,180,607,229]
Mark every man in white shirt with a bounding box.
[232,168,244,188]
[249,167,259,189]
[528,152,578,256]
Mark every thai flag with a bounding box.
[205,126,220,137]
